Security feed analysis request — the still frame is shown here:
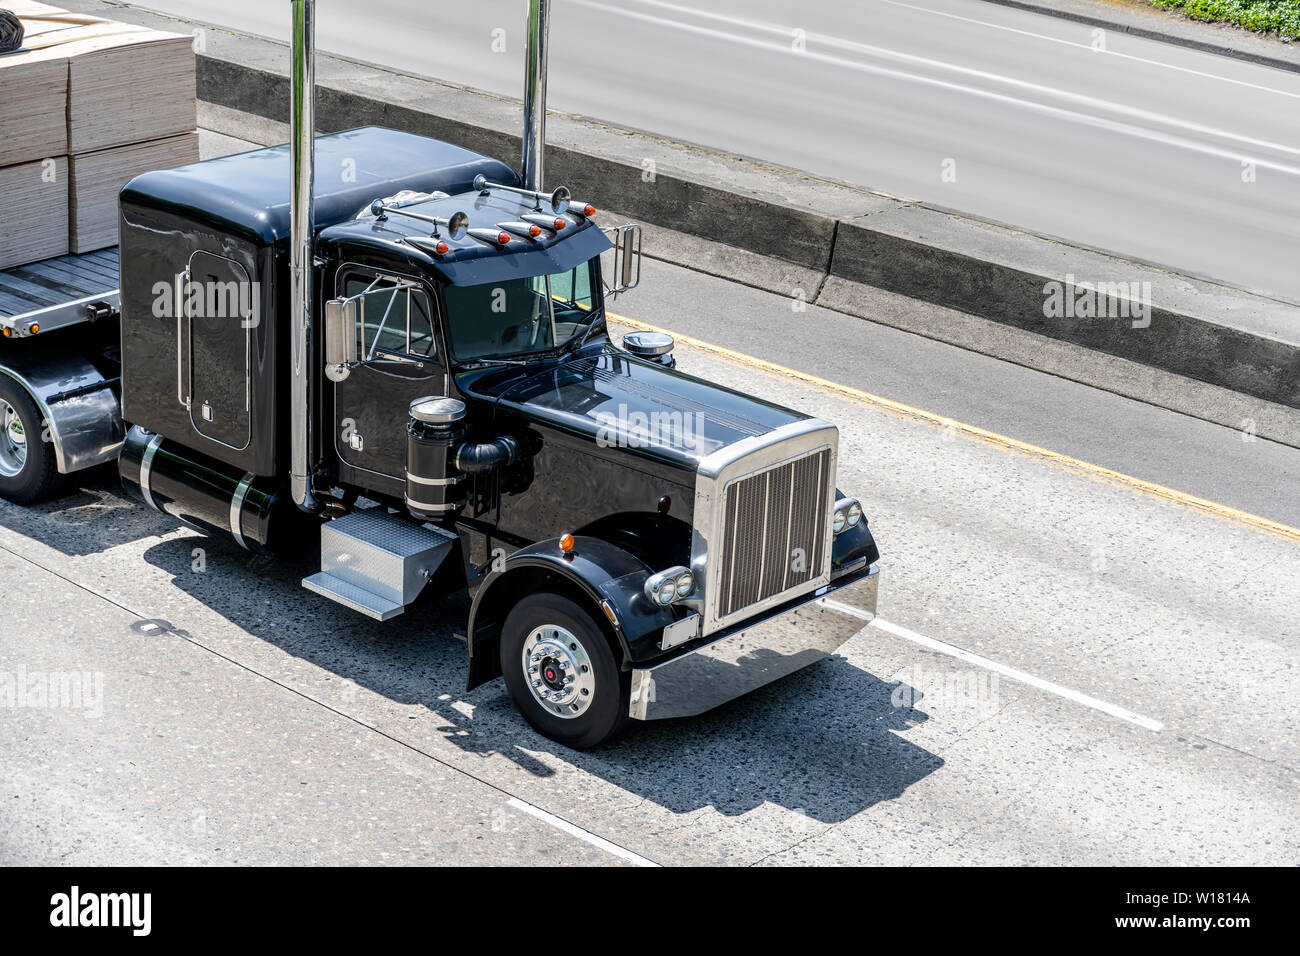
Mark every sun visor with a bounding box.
[437,225,613,286]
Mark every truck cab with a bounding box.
[0,1,880,750]
[316,181,613,507]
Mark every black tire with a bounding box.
[0,376,60,505]
[501,591,630,749]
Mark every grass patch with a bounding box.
[1148,1,1300,39]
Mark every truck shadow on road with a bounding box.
[0,469,165,557]
[140,531,941,824]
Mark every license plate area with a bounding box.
[660,613,701,651]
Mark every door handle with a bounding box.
[175,269,190,408]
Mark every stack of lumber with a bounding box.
[0,158,68,266]
[0,1,198,268]
[71,133,199,251]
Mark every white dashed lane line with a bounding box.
[823,600,1166,732]
[506,798,661,867]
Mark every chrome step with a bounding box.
[302,509,458,620]
[302,572,405,621]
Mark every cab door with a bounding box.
[185,250,252,450]
[332,268,446,485]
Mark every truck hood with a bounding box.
[485,349,807,466]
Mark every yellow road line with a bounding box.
[608,311,1300,544]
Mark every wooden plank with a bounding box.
[0,3,72,165]
[0,55,67,167]
[67,30,197,154]
[0,157,68,270]
[70,132,200,253]
[7,3,197,155]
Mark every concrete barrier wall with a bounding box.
[191,34,1300,412]
[61,0,1297,415]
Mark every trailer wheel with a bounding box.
[501,591,630,749]
[0,377,60,505]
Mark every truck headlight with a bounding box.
[833,497,862,535]
[646,566,693,605]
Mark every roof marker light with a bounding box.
[405,236,455,257]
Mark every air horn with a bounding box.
[370,201,470,240]
[472,174,571,214]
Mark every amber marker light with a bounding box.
[600,600,619,628]
[497,232,511,245]
[559,533,575,554]
[528,225,542,238]
[435,240,449,255]
[553,218,566,230]
[28,324,39,334]
[581,204,596,217]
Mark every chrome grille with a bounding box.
[715,448,832,620]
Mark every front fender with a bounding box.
[465,535,676,690]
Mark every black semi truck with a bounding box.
[0,0,879,748]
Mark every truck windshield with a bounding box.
[444,257,600,362]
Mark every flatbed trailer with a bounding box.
[0,248,120,339]
[0,249,123,501]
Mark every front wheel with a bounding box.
[0,377,60,505]
[500,591,630,749]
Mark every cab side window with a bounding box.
[548,265,594,337]
[344,275,437,361]
[548,265,593,309]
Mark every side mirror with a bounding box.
[324,297,359,382]
[600,223,642,297]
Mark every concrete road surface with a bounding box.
[137,0,1300,302]
[3,259,1296,864]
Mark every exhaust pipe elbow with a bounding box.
[455,436,521,475]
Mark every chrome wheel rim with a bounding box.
[522,625,595,719]
[0,400,27,478]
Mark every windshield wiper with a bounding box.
[558,314,605,358]
[461,354,535,368]
[459,314,605,368]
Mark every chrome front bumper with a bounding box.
[628,564,879,720]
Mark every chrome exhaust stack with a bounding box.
[289,0,320,514]
[521,0,551,191]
